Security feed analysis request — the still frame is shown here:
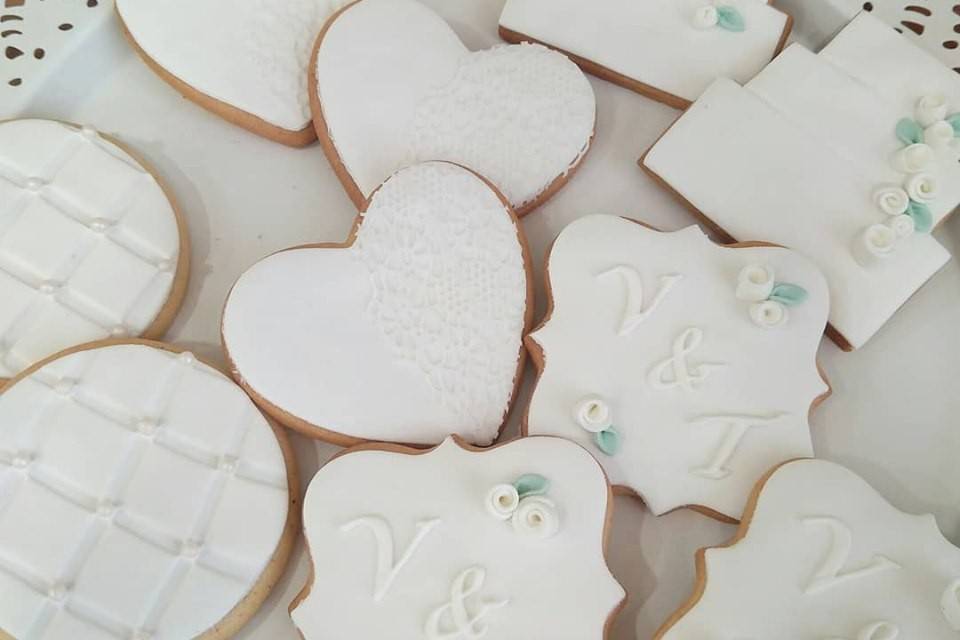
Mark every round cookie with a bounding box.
[525,216,830,522]
[116,0,349,147]
[0,119,189,382]
[290,436,625,639]
[311,0,597,215]
[222,161,532,447]
[654,458,960,639]
[0,340,298,640]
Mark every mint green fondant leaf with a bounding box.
[594,427,620,457]
[895,118,923,145]
[716,5,746,32]
[768,283,809,306]
[906,200,934,234]
[514,474,550,499]
[948,113,960,137]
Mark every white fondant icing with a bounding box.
[918,94,950,128]
[485,485,520,521]
[600,266,682,335]
[874,186,910,216]
[801,516,901,594]
[315,0,595,211]
[222,162,528,446]
[0,343,289,640]
[574,397,613,434]
[116,0,345,131]
[644,13,960,348]
[291,437,623,639]
[340,516,441,603]
[527,217,828,519]
[657,459,960,638]
[510,496,560,540]
[749,299,787,328]
[425,566,508,640]
[942,579,960,630]
[647,327,727,392]
[735,264,775,302]
[499,0,788,103]
[689,413,786,480]
[0,119,181,378]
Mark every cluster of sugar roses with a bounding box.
[860,95,959,263]
[735,264,808,328]
[485,474,560,539]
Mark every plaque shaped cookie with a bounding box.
[642,13,960,350]
[222,162,531,447]
[0,341,297,640]
[311,0,596,215]
[0,119,189,381]
[117,0,349,147]
[290,436,625,639]
[1,0,110,114]
[499,0,792,108]
[526,216,829,521]
[655,459,960,639]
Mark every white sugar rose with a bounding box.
[511,496,560,539]
[873,186,910,216]
[574,396,612,434]
[692,5,719,29]
[888,214,916,239]
[854,224,897,266]
[736,264,775,302]
[916,94,949,128]
[924,121,956,149]
[749,300,787,329]
[905,173,938,204]
[892,144,935,174]
[486,484,520,520]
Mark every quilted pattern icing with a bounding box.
[0,344,289,640]
[0,120,181,379]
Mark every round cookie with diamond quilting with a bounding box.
[0,119,189,381]
[0,340,297,640]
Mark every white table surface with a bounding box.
[9,1,960,639]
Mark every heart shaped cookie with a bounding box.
[311,0,597,215]
[116,0,347,146]
[221,162,531,446]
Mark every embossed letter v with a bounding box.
[341,516,441,602]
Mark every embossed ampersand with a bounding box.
[648,327,726,392]
[425,567,508,640]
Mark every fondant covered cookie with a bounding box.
[312,0,596,215]
[643,13,960,350]
[222,162,531,446]
[291,436,625,639]
[526,216,829,521]
[0,119,188,380]
[499,0,792,107]
[655,459,960,639]
[117,0,349,146]
[0,341,297,640]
